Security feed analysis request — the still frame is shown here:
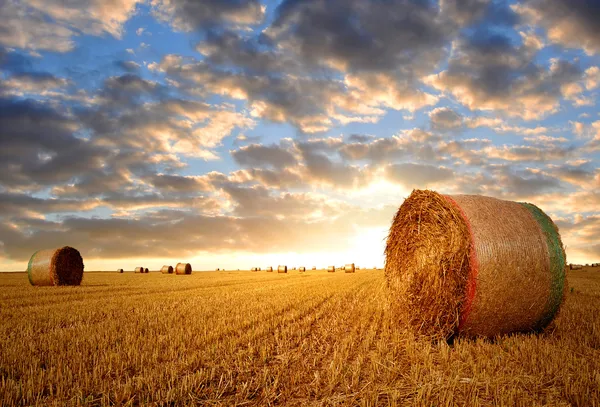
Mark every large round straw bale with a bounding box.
[267,266,273,272]
[118,268,124,273]
[345,263,355,273]
[175,262,192,275]
[299,266,306,272]
[135,267,144,273]
[385,189,567,339]
[278,265,287,273]
[161,265,173,274]
[27,246,84,286]
[144,268,149,273]
[327,266,335,272]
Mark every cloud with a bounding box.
[232,144,297,169]
[114,60,142,72]
[429,107,464,131]
[516,0,600,55]
[384,163,454,188]
[425,29,585,120]
[0,0,141,53]
[151,0,265,32]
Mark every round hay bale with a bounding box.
[175,262,192,275]
[135,267,144,273]
[312,266,316,270]
[118,268,124,273]
[251,267,258,272]
[27,246,84,286]
[277,265,287,273]
[161,265,173,274]
[299,266,306,272]
[327,266,335,273]
[385,189,567,339]
[144,268,149,273]
[344,263,355,273]
[266,266,273,272]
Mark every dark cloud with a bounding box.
[518,0,600,54]
[152,0,264,32]
[114,60,141,73]
[0,97,108,190]
[232,143,297,169]
[429,107,463,131]
[427,28,585,119]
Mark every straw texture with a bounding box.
[385,189,567,339]
[161,265,173,274]
[27,247,84,286]
[175,263,192,275]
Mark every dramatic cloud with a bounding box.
[516,0,600,55]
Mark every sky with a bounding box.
[0,0,599,271]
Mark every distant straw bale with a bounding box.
[118,268,124,273]
[27,246,84,286]
[144,268,149,273]
[312,266,316,270]
[135,267,144,274]
[385,189,567,339]
[327,266,335,273]
[569,264,582,270]
[266,266,273,272]
[345,263,355,273]
[161,265,173,274]
[175,263,192,275]
[278,265,287,273]
[299,267,306,272]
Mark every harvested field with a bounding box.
[0,269,598,406]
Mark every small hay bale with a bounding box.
[118,268,124,273]
[251,267,258,272]
[299,266,306,272]
[144,268,149,273]
[27,246,84,286]
[135,267,144,274]
[312,266,316,270]
[176,262,192,275]
[266,266,273,272]
[161,265,173,274]
[569,264,582,270]
[385,189,567,339]
[345,263,356,273]
[278,265,287,273]
[327,266,335,273]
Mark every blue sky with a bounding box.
[1,0,599,271]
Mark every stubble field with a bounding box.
[0,268,599,406]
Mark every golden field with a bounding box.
[0,268,599,406]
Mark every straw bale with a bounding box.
[344,263,355,273]
[266,266,273,272]
[299,267,306,272]
[175,263,192,275]
[312,266,316,270]
[135,267,144,273]
[385,189,567,339]
[118,268,124,273]
[161,265,173,274]
[327,266,335,272]
[144,268,149,273]
[27,246,84,286]
[278,265,287,273]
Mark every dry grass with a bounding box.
[0,269,599,406]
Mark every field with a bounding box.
[1,268,599,406]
